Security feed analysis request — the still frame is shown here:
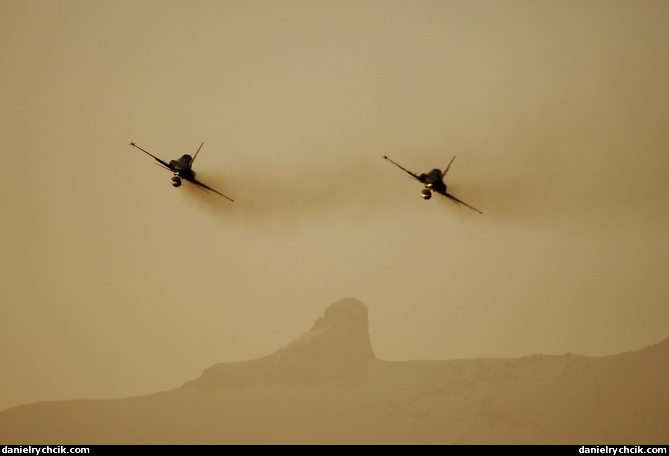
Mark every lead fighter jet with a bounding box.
[130,141,234,202]
[383,155,482,214]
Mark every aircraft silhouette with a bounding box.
[130,141,234,202]
[383,155,482,214]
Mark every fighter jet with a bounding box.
[130,141,234,202]
[383,155,482,214]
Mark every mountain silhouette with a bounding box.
[1,297,667,444]
[193,297,374,390]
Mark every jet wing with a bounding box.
[439,191,483,214]
[189,177,235,202]
[130,141,173,170]
[382,155,421,181]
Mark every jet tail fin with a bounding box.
[190,142,205,168]
[442,155,456,176]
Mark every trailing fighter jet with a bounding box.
[383,155,482,214]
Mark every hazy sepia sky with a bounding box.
[2,0,668,412]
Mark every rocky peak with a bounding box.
[191,297,375,390]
